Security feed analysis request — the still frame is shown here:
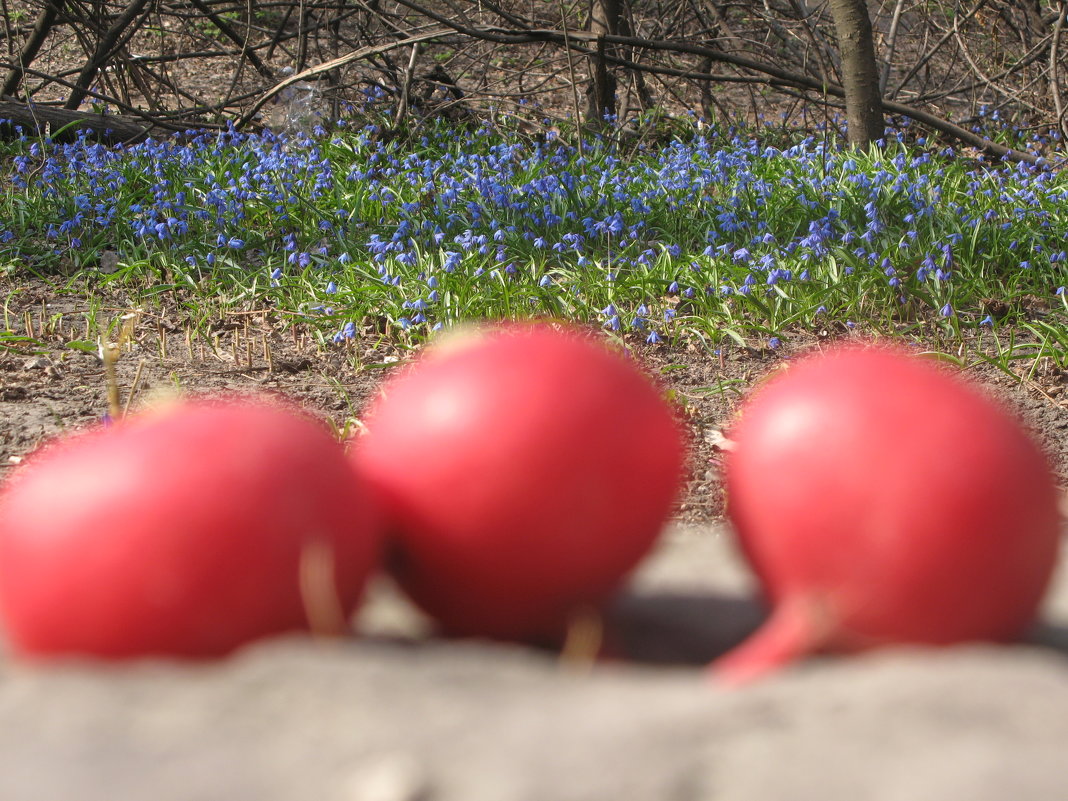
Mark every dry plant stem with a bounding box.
[263,333,274,372]
[121,359,146,417]
[103,344,122,420]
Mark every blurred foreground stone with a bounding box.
[2,525,1068,801]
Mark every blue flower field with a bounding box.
[1,112,1066,360]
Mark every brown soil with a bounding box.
[2,276,1067,522]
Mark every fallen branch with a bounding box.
[0,100,180,143]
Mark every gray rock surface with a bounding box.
[2,525,1068,801]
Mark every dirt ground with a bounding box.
[2,276,1066,521]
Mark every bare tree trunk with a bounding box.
[2,0,63,98]
[586,0,619,126]
[826,0,883,144]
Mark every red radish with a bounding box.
[353,322,686,640]
[714,343,1062,684]
[0,396,380,659]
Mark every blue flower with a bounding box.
[940,303,954,317]
[332,321,357,343]
[768,337,781,349]
[980,315,994,326]
[645,330,663,344]
[326,281,338,294]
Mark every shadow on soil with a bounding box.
[607,590,765,665]
[608,591,1068,667]
[1027,622,1068,657]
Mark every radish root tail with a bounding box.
[709,596,831,686]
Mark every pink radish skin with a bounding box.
[715,344,1062,684]
[0,397,381,660]
[353,322,686,641]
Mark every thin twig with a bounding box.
[1051,1,1068,141]
[393,41,421,128]
[879,0,906,96]
[557,0,584,156]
